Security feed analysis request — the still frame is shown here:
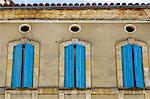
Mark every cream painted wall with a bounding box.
[0,23,149,99]
[38,95,58,99]
[0,95,4,99]
[11,95,32,99]
[124,95,145,99]
[92,95,118,99]
[0,23,149,87]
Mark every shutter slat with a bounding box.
[64,44,74,88]
[23,44,34,88]
[122,44,134,88]
[11,44,23,88]
[76,44,86,88]
[133,45,144,88]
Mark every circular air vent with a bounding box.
[19,24,31,33]
[69,24,81,33]
[124,24,136,34]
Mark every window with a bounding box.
[6,39,40,89]
[11,44,34,88]
[64,44,86,88]
[116,39,149,89]
[122,44,144,88]
[59,39,91,89]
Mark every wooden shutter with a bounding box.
[64,44,74,88]
[133,45,144,88]
[11,44,23,88]
[76,44,86,88]
[122,44,134,88]
[23,44,34,88]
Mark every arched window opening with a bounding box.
[122,44,144,88]
[64,44,86,89]
[6,39,40,89]
[11,43,34,88]
[116,39,149,89]
[59,39,91,89]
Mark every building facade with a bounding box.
[0,2,149,99]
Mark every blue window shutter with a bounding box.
[23,44,34,88]
[122,44,134,88]
[64,44,74,88]
[11,44,23,88]
[76,44,86,88]
[133,45,144,88]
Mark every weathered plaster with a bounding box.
[0,9,149,20]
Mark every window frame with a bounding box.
[116,38,149,88]
[59,38,91,89]
[6,39,40,89]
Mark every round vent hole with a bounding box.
[71,26,80,32]
[69,24,81,33]
[19,24,31,33]
[124,24,136,33]
[126,26,135,32]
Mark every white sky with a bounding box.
[13,0,150,4]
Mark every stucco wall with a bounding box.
[11,95,32,99]
[0,95,4,99]
[124,95,145,99]
[0,23,149,99]
[92,95,118,99]
[38,95,58,99]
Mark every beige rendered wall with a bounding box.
[38,95,58,99]
[0,95,4,99]
[92,95,119,99]
[124,95,145,99]
[0,23,149,89]
[0,23,149,99]
[11,95,32,99]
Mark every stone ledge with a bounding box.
[0,9,149,20]
[4,88,150,99]
[4,88,150,95]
